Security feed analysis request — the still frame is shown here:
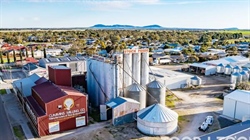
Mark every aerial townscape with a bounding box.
[0,0,250,140]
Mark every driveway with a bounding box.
[0,96,15,140]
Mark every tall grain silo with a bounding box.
[132,53,141,84]
[224,64,233,75]
[125,83,146,109]
[137,104,178,136]
[240,71,249,82]
[231,72,242,84]
[146,80,166,106]
[141,52,149,86]
[216,63,225,74]
[123,53,132,88]
[233,66,241,73]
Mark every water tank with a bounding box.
[125,83,146,109]
[137,104,178,136]
[240,71,249,82]
[224,64,233,75]
[233,66,241,73]
[216,63,225,74]
[231,72,242,84]
[242,67,250,74]
[190,76,202,86]
[146,80,166,106]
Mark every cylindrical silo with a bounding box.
[137,104,178,136]
[233,66,241,73]
[141,52,149,86]
[231,72,242,84]
[190,76,202,86]
[216,63,224,74]
[240,71,249,82]
[123,53,132,88]
[125,83,146,109]
[224,64,233,75]
[146,80,166,106]
[132,53,141,84]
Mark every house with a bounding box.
[46,49,62,56]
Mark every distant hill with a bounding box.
[223,27,239,30]
[90,24,163,29]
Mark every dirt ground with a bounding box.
[66,65,230,140]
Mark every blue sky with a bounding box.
[0,0,249,29]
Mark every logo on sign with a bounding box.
[64,98,74,110]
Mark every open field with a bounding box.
[217,30,250,35]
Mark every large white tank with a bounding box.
[137,104,178,136]
[233,66,242,73]
[146,80,166,106]
[190,76,202,86]
[125,83,146,109]
[224,64,233,75]
[231,72,242,84]
[240,71,249,82]
[216,63,225,74]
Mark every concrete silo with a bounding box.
[146,80,166,106]
[141,52,149,86]
[132,53,141,84]
[125,83,146,109]
[137,104,178,136]
[123,53,132,88]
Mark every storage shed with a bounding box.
[137,104,178,136]
[223,90,250,120]
[105,97,140,126]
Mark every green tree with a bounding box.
[13,50,16,62]
[0,50,3,64]
[7,52,10,63]
[200,44,208,53]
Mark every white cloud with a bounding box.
[32,17,40,21]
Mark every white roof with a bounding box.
[190,63,216,69]
[204,56,249,66]
[137,104,178,123]
[225,90,250,104]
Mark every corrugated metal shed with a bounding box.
[106,96,139,108]
[32,81,66,103]
[25,96,46,117]
[13,74,40,97]
[138,104,178,122]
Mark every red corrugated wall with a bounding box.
[37,94,88,136]
[32,89,46,110]
[48,66,55,83]
[48,66,72,86]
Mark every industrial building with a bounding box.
[149,67,193,89]
[26,81,88,136]
[189,56,249,75]
[200,120,250,140]
[22,63,47,77]
[223,90,250,120]
[103,97,140,126]
[137,104,178,136]
[39,56,87,75]
[48,65,72,86]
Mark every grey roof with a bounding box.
[41,56,86,64]
[200,120,250,140]
[137,104,178,123]
[13,74,40,97]
[147,80,165,88]
[126,83,145,92]
[106,97,139,108]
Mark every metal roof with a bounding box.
[25,96,46,117]
[225,64,233,68]
[225,90,250,104]
[231,72,241,76]
[200,120,250,140]
[217,63,224,66]
[147,80,165,88]
[35,77,48,85]
[57,85,86,96]
[191,75,201,80]
[41,56,86,64]
[106,97,139,108]
[137,104,178,123]
[32,81,66,103]
[126,83,145,92]
[50,65,70,69]
[23,63,38,71]
[234,66,241,69]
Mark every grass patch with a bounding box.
[13,125,26,140]
[165,92,180,108]
[217,30,250,35]
[0,89,7,95]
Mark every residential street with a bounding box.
[0,96,15,140]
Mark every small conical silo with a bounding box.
[190,76,202,86]
[233,66,242,73]
[224,64,233,75]
[240,71,249,82]
[216,63,225,74]
[231,72,242,84]
[125,83,146,109]
[146,80,166,106]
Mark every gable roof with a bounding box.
[106,97,139,108]
[57,85,86,96]
[32,81,66,103]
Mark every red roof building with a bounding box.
[48,66,72,87]
[25,81,88,136]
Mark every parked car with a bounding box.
[205,116,214,126]
[198,122,209,132]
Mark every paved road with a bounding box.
[0,96,15,140]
